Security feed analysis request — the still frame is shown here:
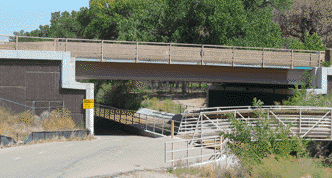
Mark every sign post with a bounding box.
[83,99,94,109]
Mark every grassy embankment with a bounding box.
[0,106,95,149]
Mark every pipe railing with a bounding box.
[94,104,182,136]
[0,34,326,69]
[165,135,230,170]
[178,106,332,143]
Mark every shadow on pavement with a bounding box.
[94,116,146,136]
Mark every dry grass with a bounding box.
[0,106,96,149]
[164,152,332,178]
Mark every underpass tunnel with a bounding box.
[207,83,295,107]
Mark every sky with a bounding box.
[0,0,90,42]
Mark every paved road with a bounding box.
[0,117,239,178]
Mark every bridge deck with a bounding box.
[0,35,326,69]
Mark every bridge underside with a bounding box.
[75,61,306,85]
[207,83,294,107]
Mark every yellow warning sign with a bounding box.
[83,99,94,109]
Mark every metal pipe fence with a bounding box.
[0,34,326,68]
[164,135,230,170]
[177,105,332,144]
[94,104,182,136]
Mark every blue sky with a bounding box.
[0,0,90,42]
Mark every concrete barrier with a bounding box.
[23,130,89,144]
[0,135,16,147]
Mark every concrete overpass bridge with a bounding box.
[1,34,332,135]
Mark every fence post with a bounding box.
[139,113,140,124]
[214,137,216,161]
[232,47,235,67]
[65,38,67,52]
[16,36,18,50]
[171,120,174,138]
[104,107,106,118]
[136,42,139,63]
[291,49,294,69]
[169,43,172,64]
[101,40,104,62]
[48,101,51,113]
[54,38,56,51]
[146,114,148,130]
[119,110,122,123]
[262,48,265,68]
[300,108,302,135]
[114,109,116,121]
[126,111,128,124]
[154,116,156,132]
[200,45,204,65]
[162,116,164,135]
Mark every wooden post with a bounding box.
[136,42,138,63]
[101,40,104,62]
[262,48,265,68]
[171,120,174,138]
[291,49,294,69]
[201,45,204,65]
[169,43,172,64]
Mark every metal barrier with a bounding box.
[177,105,332,144]
[94,103,182,137]
[165,135,230,169]
[0,34,326,68]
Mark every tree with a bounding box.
[273,0,332,48]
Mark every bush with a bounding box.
[220,97,310,174]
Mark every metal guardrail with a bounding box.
[177,105,332,144]
[0,34,326,69]
[94,104,182,136]
[165,135,230,169]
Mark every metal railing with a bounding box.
[165,135,230,169]
[176,105,332,144]
[0,34,326,69]
[94,103,182,136]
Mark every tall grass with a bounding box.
[0,106,94,149]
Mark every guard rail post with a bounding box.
[171,120,174,138]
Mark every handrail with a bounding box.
[0,34,326,69]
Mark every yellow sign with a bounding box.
[83,99,94,109]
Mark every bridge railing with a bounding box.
[0,34,326,68]
[94,103,181,136]
[177,106,332,143]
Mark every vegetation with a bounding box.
[163,71,332,178]
[0,106,95,149]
